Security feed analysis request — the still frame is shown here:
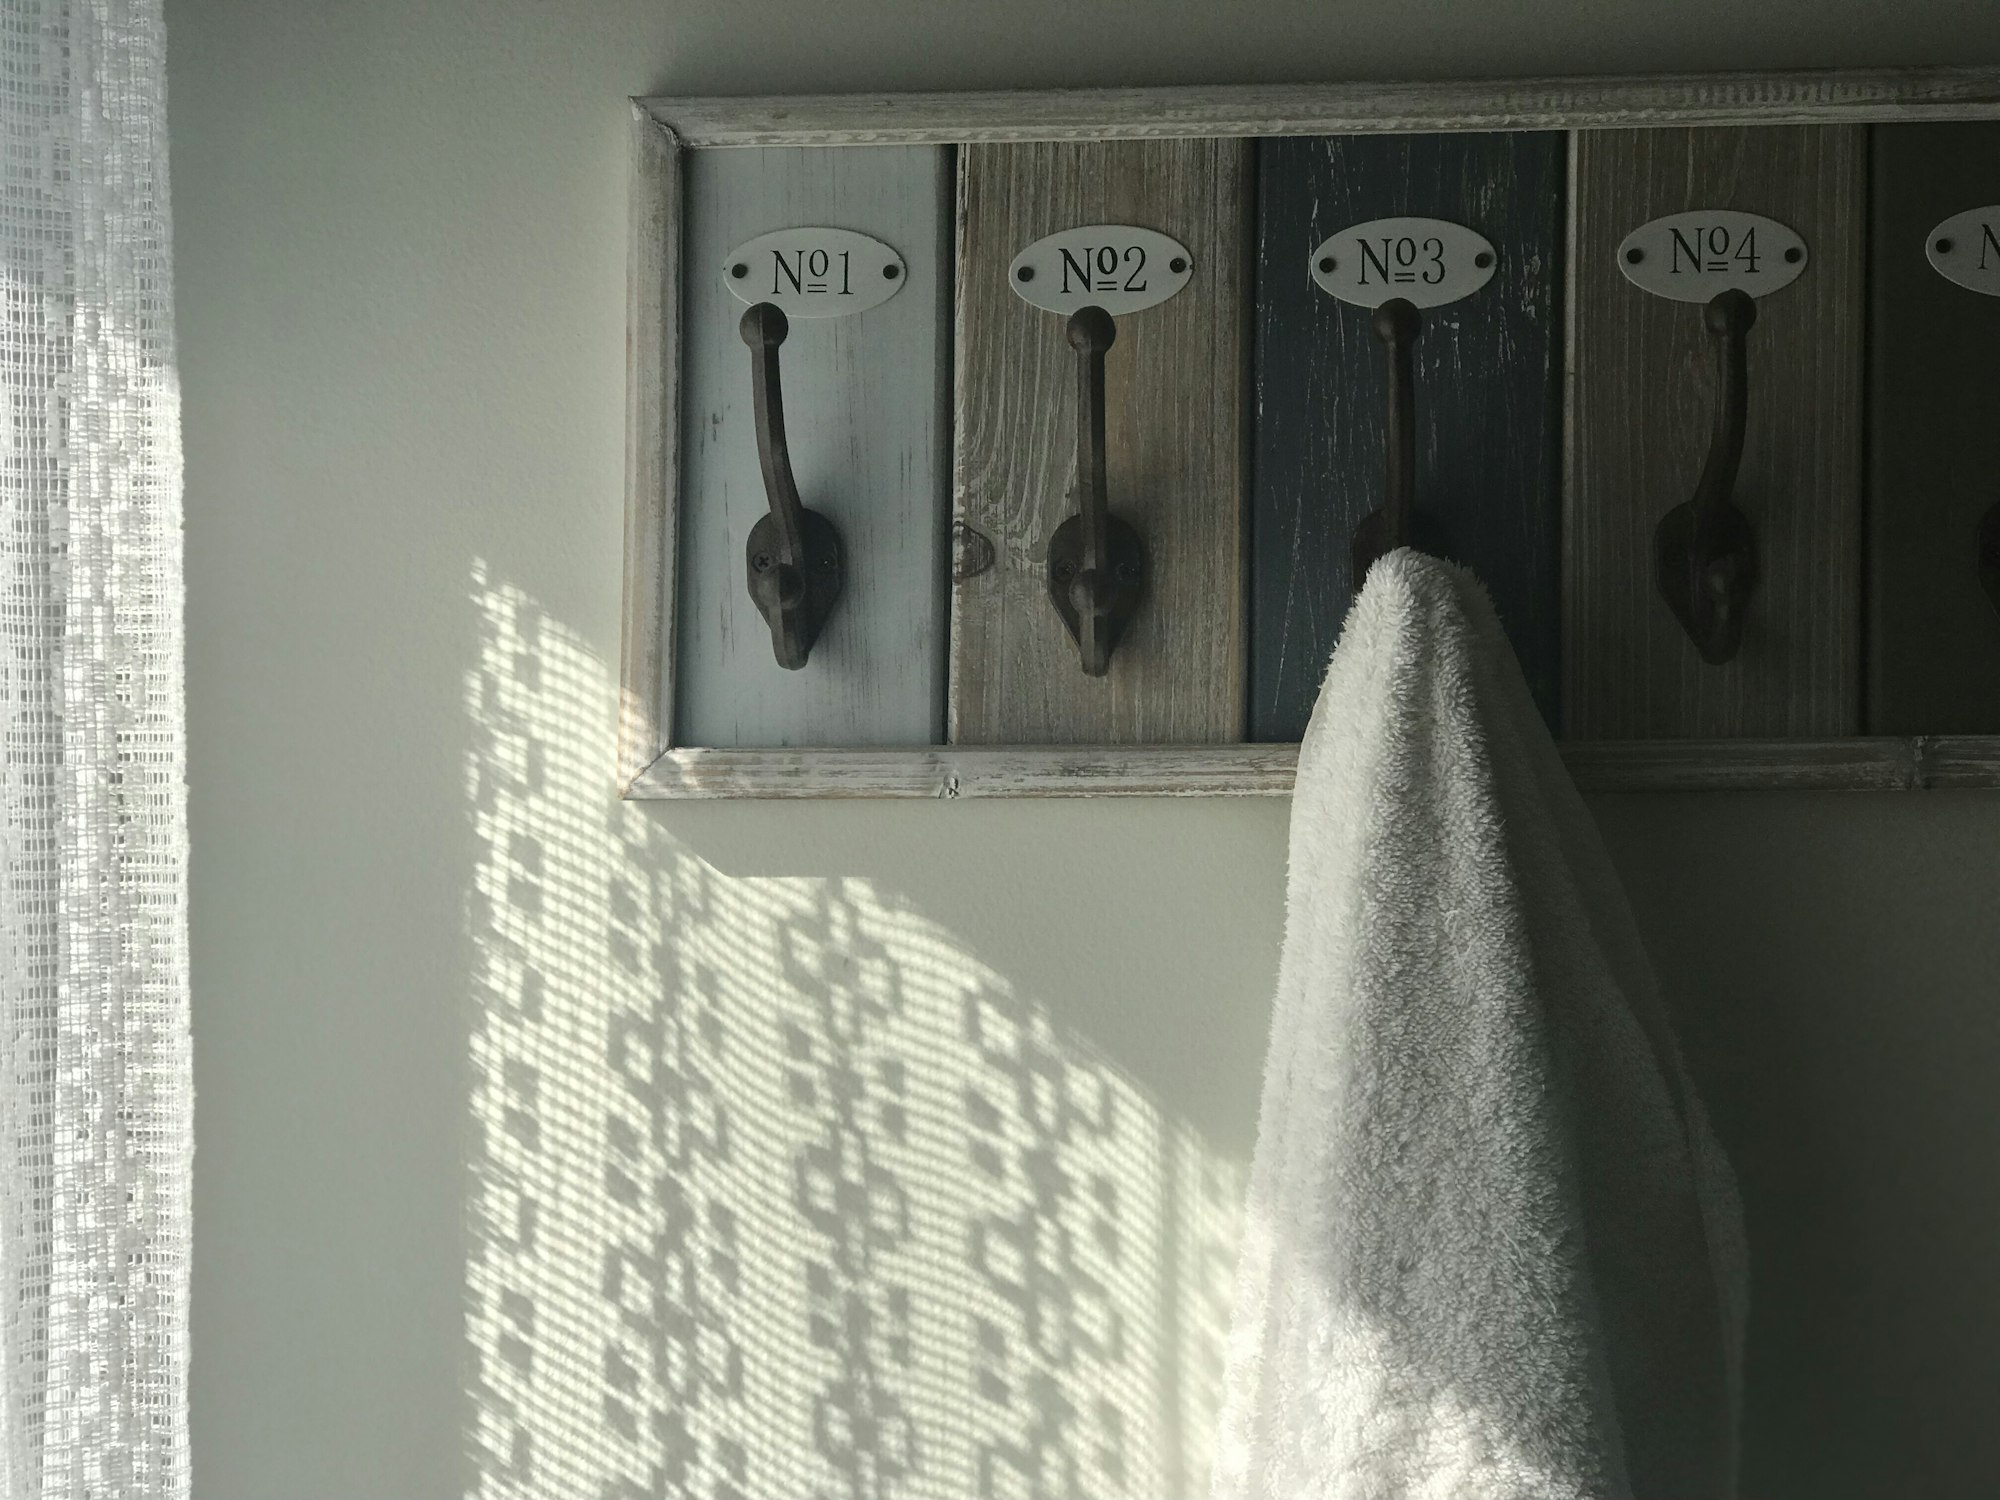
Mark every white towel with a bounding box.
[1210,550,1747,1500]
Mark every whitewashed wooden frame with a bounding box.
[622,69,2000,799]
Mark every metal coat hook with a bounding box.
[1048,305,1145,676]
[740,302,844,670]
[1655,288,1759,665]
[1350,297,1421,584]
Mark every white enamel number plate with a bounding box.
[1616,210,1809,302]
[1927,207,2000,296]
[1007,224,1193,316]
[1309,216,1498,310]
[722,227,907,318]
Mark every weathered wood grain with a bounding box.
[617,107,680,791]
[951,139,1251,744]
[637,68,2000,148]
[674,145,951,747]
[1565,126,1865,737]
[632,744,1301,798]
[1559,737,1963,791]
[1251,132,1564,741]
[1867,123,2000,733]
[623,737,2000,798]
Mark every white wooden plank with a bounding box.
[623,738,2000,798]
[637,68,2000,148]
[675,146,950,747]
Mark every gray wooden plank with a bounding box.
[1867,122,2000,733]
[1251,132,1564,741]
[636,67,2000,148]
[1565,126,1865,738]
[622,738,2000,798]
[617,107,680,790]
[951,139,1250,744]
[674,145,950,747]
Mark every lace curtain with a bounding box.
[0,0,191,1495]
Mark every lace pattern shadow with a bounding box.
[463,562,1243,1500]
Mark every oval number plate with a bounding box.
[1309,217,1497,310]
[723,227,907,318]
[1008,225,1193,316]
[1616,210,1808,302]
[1927,208,2000,296]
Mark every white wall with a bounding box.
[168,3,2000,1496]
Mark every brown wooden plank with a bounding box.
[1867,123,2000,733]
[951,139,1251,744]
[1565,126,1865,737]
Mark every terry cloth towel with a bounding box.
[1209,550,1747,1500]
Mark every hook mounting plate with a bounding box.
[1655,498,1758,665]
[1047,512,1145,675]
[746,508,844,671]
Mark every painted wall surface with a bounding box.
[167,4,2000,1497]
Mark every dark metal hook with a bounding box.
[740,303,844,670]
[1350,297,1422,585]
[1655,289,1759,665]
[1048,305,1145,676]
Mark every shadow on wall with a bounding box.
[459,561,1244,1500]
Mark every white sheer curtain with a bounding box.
[0,0,191,1495]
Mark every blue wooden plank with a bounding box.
[1250,133,1564,740]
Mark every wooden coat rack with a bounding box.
[618,67,2000,798]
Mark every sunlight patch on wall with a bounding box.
[463,561,1243,1500]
